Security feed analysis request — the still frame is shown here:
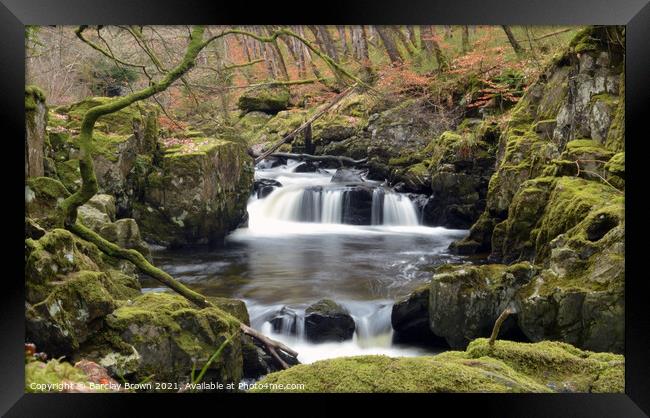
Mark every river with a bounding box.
[144,159,468,363]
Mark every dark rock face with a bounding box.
[254,178,283,199]
[305,299,356,343]
[341,186,374,225]
[391,286,448,346]
[428,263,536,349]
[331,168,365,183]
[293,161,320,173]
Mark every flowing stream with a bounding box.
[145,159,468,363]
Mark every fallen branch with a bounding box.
[266,152,367,167]
[489,307,515,347]
[254,84,357,164]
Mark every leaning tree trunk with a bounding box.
[420,25,449,71]
[501,25,524,56]
[376,26,403,65]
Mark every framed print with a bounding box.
[3,0,649,415]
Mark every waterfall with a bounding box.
[383,193,419,226]
[371,188,384,225]
[250,161,421,227]
[322,189,343,223]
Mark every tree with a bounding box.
[420,25,449,71]
[462,25,470,54]
[501,25,524,56]
[376,26,403,65]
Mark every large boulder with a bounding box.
[428,263,537,348]
[25,228,142,357]
[135,137,254,247]
[237,85,290,114]
[305,299,356,343]
[47,97,160,214]
[82,292,244,384]
[251,338,623,393]
[26,86,48,178]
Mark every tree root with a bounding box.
[489,307,515,347]
[69,222,299,369]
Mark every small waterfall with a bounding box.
[383,193,419,226]
[371,188,384,225]
[322,189,343,223]
[250,160,421,227]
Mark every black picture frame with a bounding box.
[4,0,649,415]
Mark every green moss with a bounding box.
[605,72,625,153]
[237,85,290,113]
[25,85,46,111]
[65,97,153,135]
[534,177,623,260]
[252,338,623,393]
[25,359,91,393]
[90,131,132,162]
[605,152,624,179]
[466,338,624,392]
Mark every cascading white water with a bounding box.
[383,193,419,226]
[249,161,420,228]
[322,189,343,223]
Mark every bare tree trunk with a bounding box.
[391,25,416,55]
[462,25,470,53]
[407,25,419,49]
[337,26,348,57]
[501,25,524,56]
[420,25,449,71]
[376,25,403,65]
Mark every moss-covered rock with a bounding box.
[251,338,623,393]
[91,292,244,384]
[25,177,69,230]
[135,137,254,247]
[453,26,624,256]
[237,85,290,114]
[428,263,537,348]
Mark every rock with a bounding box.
[50,97,160,215]
[304,299,355,343]
[25,177,70,230]
[25,227,143,357]
[454,27,624,256]
[251,338,623,393]
[237,85,290,114]
[292,161,320,173]
[136,138,254,247]
[391,285,447,346]
[98,219,150,258]
[330,168,364,183]
[25,86,48,178]
[428,263,536,348]
[340,186,374,225]
[86,194,117,222]
[91,292,244,384]
[78,204,112,232]
[254,178,282,199]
